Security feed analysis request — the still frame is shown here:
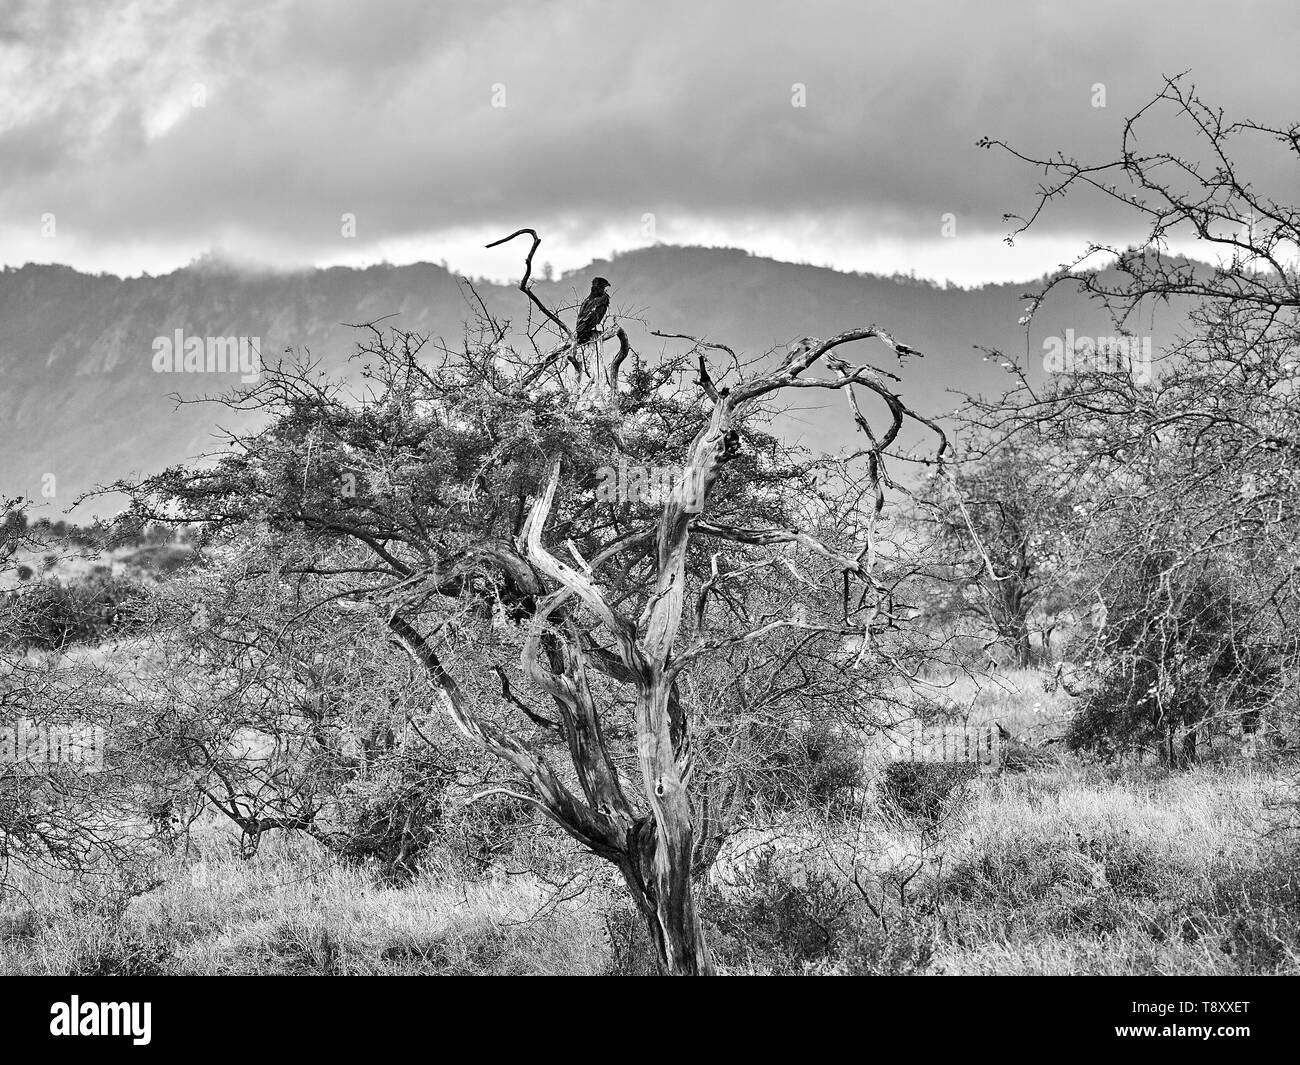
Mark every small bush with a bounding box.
[323,758,448,883]
[599,901,661,975]
[67,936,173,976]
[879,763,974,827]
[120,543,195,577]
[266,921,348,975]
[4,573,150,650]
[767,724,864,812]
[705,846,851,971]
[705,845,935,974]
[834,916,935,976]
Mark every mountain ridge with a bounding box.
[0,246,1181,515]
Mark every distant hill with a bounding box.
[0,246,1185,516]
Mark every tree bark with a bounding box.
[1012,619,1032,669]
[627,683,714,975]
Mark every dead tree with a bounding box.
[385,236,949,972]
[122,232,948,973]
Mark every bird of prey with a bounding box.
[574,277,612,343]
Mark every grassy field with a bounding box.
[2,669,1297,975]
[932,762,1298,974]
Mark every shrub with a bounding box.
[120,543,195,577]
[766,724,864,812]
[67,936,173,977]
[704,845,935,974]
[4,573,150,650]
[266,921,347,975]
[705,845,851,971]
[1066,557,1284,766]
[599,901,661,975]
[879,762,974,827]
[320,752,449,883]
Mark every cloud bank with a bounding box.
[2,0,1296,283]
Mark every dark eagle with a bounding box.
[574,277,611,343]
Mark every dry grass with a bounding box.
[925,666,1075,742]
[932,762,1300,974]
[0,825,608,976]
[2,669,1295,975]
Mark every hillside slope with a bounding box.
[0,247,1180,514]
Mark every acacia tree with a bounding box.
[1,502,172,896]
[916,437,1076,667]
[119,232,946,973]
[123,555,461,875]
[972,76,1300,760]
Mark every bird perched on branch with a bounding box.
[574,277,612,343]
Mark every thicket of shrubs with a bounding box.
[1065,560,1290,766]
[2,572,151,650]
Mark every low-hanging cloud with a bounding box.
[2,0,1296,282]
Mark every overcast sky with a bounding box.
[2,0,1297,284]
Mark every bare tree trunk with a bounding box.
[620,815,713,975]
[1160,722,1199,769]
[624,683,714,975]
[1013,620,1032,669]
[514,452,720,975]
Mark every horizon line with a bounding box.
[1,239,1205,294]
